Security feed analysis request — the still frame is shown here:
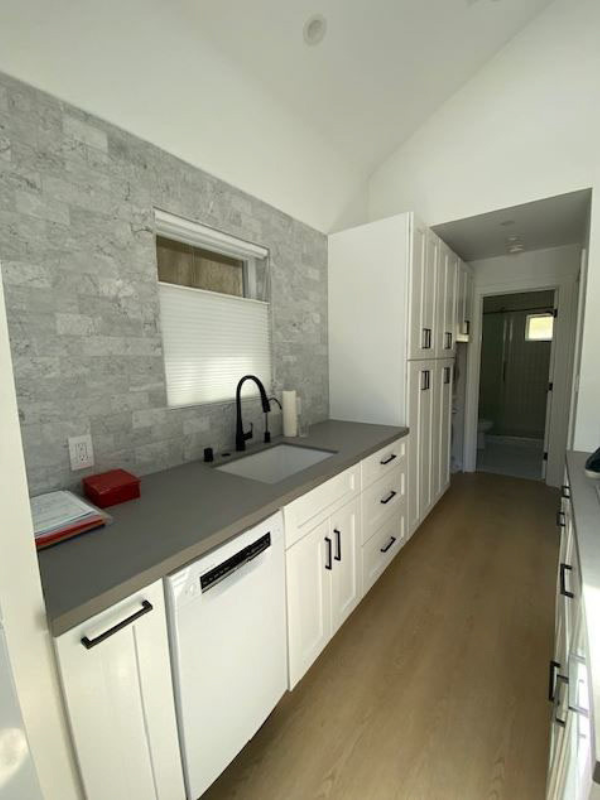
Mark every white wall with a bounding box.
[0,0,366,234]
[464,245,580,485]
[0,272,82,799]
[368,0,600,451]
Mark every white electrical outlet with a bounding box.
[68,434,94,471]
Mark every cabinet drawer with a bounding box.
[362,513,405,596]
[361,465,405,545]
[284,464,360,549]
[361,436,407,489]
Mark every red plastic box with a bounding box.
[82,469,141,508]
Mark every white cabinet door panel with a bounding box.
[361,465,405,545]
[408,222,427,360]
[330,498,361,634]
[361,512,406,597]
[286,520,332,688]
[55,581,185,800]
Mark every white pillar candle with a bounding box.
[282,390,298,437]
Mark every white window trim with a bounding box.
[154,208,268,261]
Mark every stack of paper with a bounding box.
[31,491,107,549]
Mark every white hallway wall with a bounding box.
[368,0,600,451]
[0,0,366,234]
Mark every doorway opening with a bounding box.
[476,290,555,481]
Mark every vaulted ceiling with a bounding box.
[191,0,554,173]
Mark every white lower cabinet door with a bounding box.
[330,498,361,634]
[54,580,185,800]
[286,519,333,689]
[408,360,434,529]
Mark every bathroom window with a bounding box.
[155,210,271,407]
[525,313,554,342]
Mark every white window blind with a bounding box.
[159,283,271,407]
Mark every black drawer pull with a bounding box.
[380,536,397,554]
[548,659,560,701]
[556,510,566,528]
[380,453,397,466]
[325,537,333,570]
[560,563,574,599]
[380,490,397,505]
[334,528,342,562]
[561,485,571,500]
[81,601,153,649]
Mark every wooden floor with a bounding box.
[204,472,558,800]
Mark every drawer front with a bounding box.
[361,513,405,596]
[361,436,407,489]
[361,465,405,546]
[284,464,360,549]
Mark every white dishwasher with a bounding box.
[165,511,287,800]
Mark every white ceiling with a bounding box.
[189,0,554,174]
[433,190,592,261]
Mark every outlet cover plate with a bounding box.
[68,434,94,471]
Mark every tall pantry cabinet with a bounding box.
[329,212,470,535]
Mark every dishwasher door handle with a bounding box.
[200,532,271,593]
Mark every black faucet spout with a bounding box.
[235,375,271,451]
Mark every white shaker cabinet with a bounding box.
[55,580,185,800]
[286,496,361,689]
[456,259,473,343]
[436,245,458,358]
[407,360,435,534]
[433,359,454,501]
[408,228,439,360]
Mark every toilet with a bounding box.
[477,419,494,450]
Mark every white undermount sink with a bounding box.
[216,444,334,484]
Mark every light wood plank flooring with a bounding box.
[204,472,558,800]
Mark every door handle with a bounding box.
[380,490,397,505]
[81,601,153,649]
[325,537,333,570]
[334,528,342,562]
[560,563,574,599]
[380,536,397,554]
[380,453,397,466]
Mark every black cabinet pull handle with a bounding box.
[325,537,333,570]
[421,370,430,391]
[380,490,397,505]
[444,366,451,385]
[380,536,397,554]
[556,510,566,528]
[81,601,153,649]
[548,660,560,701]
[465,320,470,336]
[445,331,452,349]
[561,485,571,500]
[380,453,397,466]
[422,328,432,349]
[334,528,342,562]
[560,564,574,599]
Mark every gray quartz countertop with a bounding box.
[565,451,600,782]
[38,419,408,636]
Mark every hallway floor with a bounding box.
[204,473,558,800]
[477,436,545,481]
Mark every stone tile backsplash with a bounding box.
[0,71,329,494]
